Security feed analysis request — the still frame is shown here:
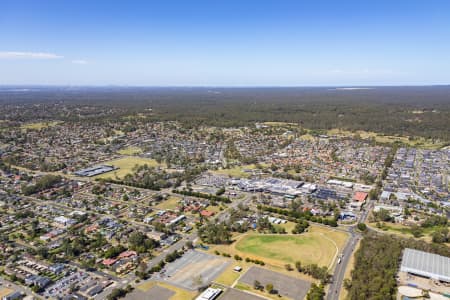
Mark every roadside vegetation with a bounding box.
[344,232,450,300]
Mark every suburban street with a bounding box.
[144,191,251,272]
[0,277,38,299]
[17,173,371,300]
[93,191,251,299]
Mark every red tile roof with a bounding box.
[200,210,215,217]
[353,192,368,202]
[118,250,137,259]
[102,258,117,266]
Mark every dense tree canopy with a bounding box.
[198,222,232,244]
[346,232,450,300]
[2,87,449,140]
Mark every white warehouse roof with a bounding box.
[195,288,222,300]
[400,248,450,282]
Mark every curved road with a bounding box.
[327,202,372,300]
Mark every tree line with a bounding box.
[173,189,232,203]
[258,205,338,227]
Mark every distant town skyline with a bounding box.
[1,0,450,86]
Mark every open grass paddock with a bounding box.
[211,226,349,286]
[21,121,61,130]
[209,225,348,270]
[94,156,163,179]
[235,233,337,267]
[117,146,143,155]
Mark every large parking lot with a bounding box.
[239,266,311,300]
[156,250,230,291]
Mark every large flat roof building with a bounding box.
[195,288,222,300]
[74,165,117,177]
[400,248,450,283]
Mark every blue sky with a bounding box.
[1,0,449,86]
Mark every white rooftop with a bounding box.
[400,248,450,283]
[195,288,222,300]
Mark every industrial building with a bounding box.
[74,165,117,177]
[400,248,450,283]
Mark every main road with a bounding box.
[326,201,372,300]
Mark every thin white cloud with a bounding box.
[326,68,395,75]
[71,59,88,65]
[329,69,344,74]
[0,51,63,59]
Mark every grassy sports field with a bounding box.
[209,225,348,270]
[94,156,163,179]
[21,121,61,130]
[117,146,143,155]
[235,234,335,266]
[213,163,268,178]
[211,225,348,287]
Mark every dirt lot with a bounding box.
[219,288,266,300]
[126,285,175,300]
[158,250,230,291]
[239,266,311,300]
[0,288,14,299]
